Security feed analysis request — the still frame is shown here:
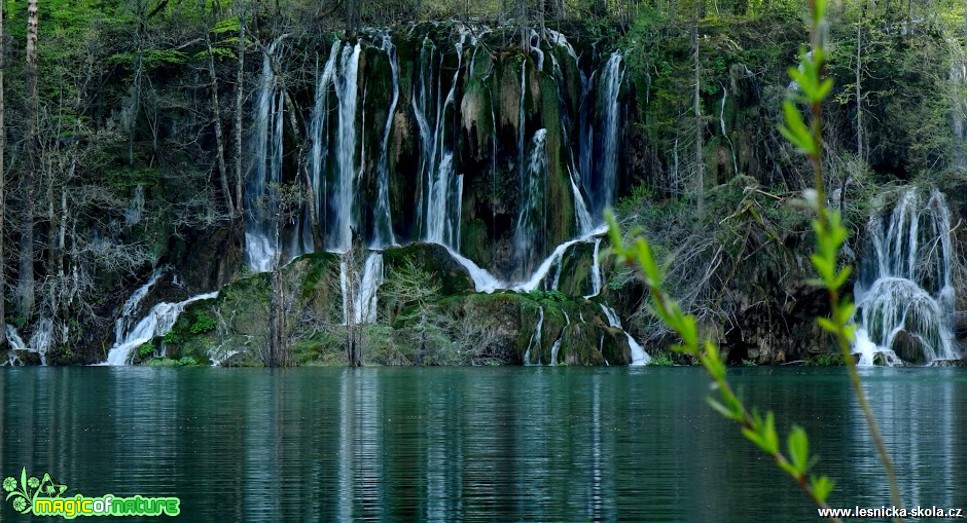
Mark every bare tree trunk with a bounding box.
[267,211,288,367]
[128,0,146,165]
[18,0,39,318]
[0,0,6,348]
[518,0,529,52]
[233,8,246,220]
[693,3,704,216]
[202,7,235,216]
[345,0,360,36]
[855,9,864,162]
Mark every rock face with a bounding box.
[150,241,638,366]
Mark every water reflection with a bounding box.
[1,367,965,521]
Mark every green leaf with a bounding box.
[780,101,815,155]
[816,317,838,334]
[811,475,835,502]
[706,397,741,421]
[787,426,810,474]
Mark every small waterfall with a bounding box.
[371,33,400,249]
[341,252,384,325]
[115,266,168,343]
[104,292,219,365]
[550,311,570,365]
[439,244,504,293]
[29,317,53,366]
[853,188,959,365]
[600,304,651,365]
[585,238,603,298]
[514,129,548,276]
[5,325,27,349]
[328,41,363,252]
[414,32,466,248]
[244,40,285,272]
[523,307,544,365]
[124,185,145,226]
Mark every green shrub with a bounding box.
[189,312,217,334]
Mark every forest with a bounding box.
[1,0,965,368]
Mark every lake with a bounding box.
[1,366,965,521]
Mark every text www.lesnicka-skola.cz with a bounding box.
[818,506,964,519]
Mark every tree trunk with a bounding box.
[18,0,39,318]
[693,4,704,216]
[855,6,865,162]
[203,11,235,216]
[0,0,6,349]
[233,8,246,220]
[267,213,287,367]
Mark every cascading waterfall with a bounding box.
[414,32,466,248]
[226,29,657,365]
[600,304,651,365]
[585,238,603,299]
[852,189,959,365]
[341,252,385,325]
[302,42,341,255]
[514,129,548,276]
[5,325,27,349]
[549,311,570,365]
[590,52,624,215]
[29,317,52,366]
[371,33,400,249]
[546,30,595,235]
[244,40,285,272]
[330,41,363,252]
[104,292,219,365]
[114,266,168,343]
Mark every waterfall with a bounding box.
[124,185,145,226]
[244,40,285,272]
[550,311,570,365]
[414,32,466,247]
[514,129,548,276]
[852,188,959,365]
[5,325,26,349]
[329,41,363,252]
[371,33,400,249]
[341,252,384,325]
[591,52,624,215]
[600,304,651,365]
[303,42,342,256]
[546,30,595,234]
[523,307,544,365]
[29,317,52,366]
[103,292,219,365]
[585,238,603,299]
[115,266,168,343]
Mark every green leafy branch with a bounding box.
[605,211,838,519]
[781,0,904,519]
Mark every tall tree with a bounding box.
[693,0,705,215]
[0,0,6,349]
[233,3,247,219]
[18,0,39,318]
[201,0,235,216]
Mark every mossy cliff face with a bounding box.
[157,241,633,366]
